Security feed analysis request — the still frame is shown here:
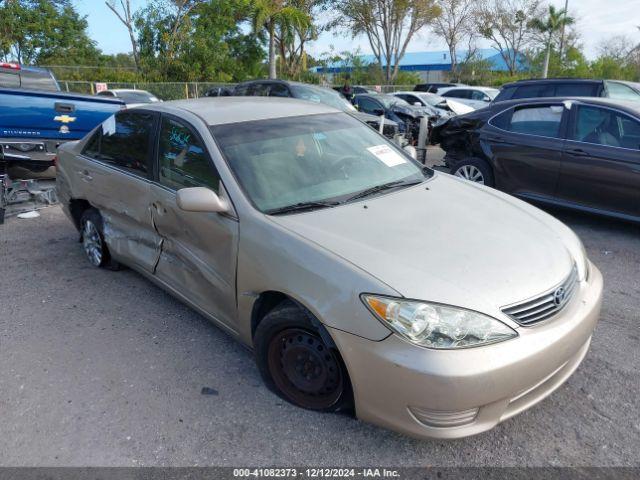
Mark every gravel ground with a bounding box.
[0,203,638,467]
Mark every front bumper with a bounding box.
[329,262,603,439]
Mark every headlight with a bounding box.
[575,239,589,281]
[362,295,517,349]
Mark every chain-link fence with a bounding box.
[59,81,236,100]
[59,81,417,100]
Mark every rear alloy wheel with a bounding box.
[451,158,494,187]
[254,301,352,412]
[80,209,119,270]
[454,164,485,184]
[82,216,104,267]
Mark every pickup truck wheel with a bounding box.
[452,158,494,187]
[254,301,353,413]
[80,209,119,270]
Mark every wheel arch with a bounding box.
[250,290,337,349]
[69,198,93,231]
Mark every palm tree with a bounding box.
[530,5,574,79]
[250,0,310,79]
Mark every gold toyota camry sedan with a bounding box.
[56,97,603,439]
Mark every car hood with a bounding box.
[391,104,423,118]
[352,111,399,127]
[269,174,575,318]
[445,99,475,115]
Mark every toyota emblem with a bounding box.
[553,287,566,306]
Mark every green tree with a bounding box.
[134,0,264,81]
[529,5,574,78]
[0,0,101,65]
[332,0,441,83]
[274,0,324,79]
[477,0,542,76]
[250,0,311,79]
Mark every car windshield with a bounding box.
[212,113,429,213]
[378,95,410,109]
[418,93,445,107]
[116,91,159,104]
[290,84,356,112]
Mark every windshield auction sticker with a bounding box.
[367,144,407,167]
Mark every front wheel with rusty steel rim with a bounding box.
[267,327,344,410]
[254,301,352,412]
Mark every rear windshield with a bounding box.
[0,68,59,91]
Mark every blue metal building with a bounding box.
[312,48,522,82]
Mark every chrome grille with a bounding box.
[502,266,578,326]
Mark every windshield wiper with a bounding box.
[345,179,423,202]
[265,200,341,216]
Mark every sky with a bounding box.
[75,0,640,60]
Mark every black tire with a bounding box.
[254,300,353,413]
[451,157,495,187]
[80,209,120,270]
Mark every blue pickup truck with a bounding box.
[0,63,123,178]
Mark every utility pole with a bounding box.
[558,0,569,64]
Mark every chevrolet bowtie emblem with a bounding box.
[54,115,77,124]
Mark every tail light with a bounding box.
[53,155,58,167]
[0,62,20,70]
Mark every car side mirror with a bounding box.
[413,102,422,107]
[373,108,385,116]
[176,187,229,213]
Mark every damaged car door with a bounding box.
[149,114,239,331]
[79,110,161,272]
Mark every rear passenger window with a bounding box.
[268,84,290,97]
[490,105,564,138]
[157,117,220,191]
[555,83,599,97]
[86,111,155,176]
[512,84,555,99]
[251,83,270,96]
[442,90,469,99]
[83,129,101,158]
[234,84,250,96]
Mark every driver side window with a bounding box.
[157,117,220,191]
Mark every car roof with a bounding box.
[145,97,340,125]
[494,96,640,115]
[502,78,603,88]
[441,86,498,91]
[108,89,154,94]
